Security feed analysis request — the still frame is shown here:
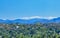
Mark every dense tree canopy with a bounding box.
[0,23,60,38]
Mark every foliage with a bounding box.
[0,23,60,38]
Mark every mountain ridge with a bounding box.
[0,17,60,24]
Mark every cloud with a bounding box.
[20,16,40,19]
[2,16,57,20]
[20,16,58,20]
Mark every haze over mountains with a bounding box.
[0,16,60,24]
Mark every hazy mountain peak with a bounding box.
[0,17,60,24]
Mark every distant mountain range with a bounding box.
[0,17,60,24]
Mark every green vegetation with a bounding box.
[0,23,60,38]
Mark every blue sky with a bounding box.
[0,0,60,19]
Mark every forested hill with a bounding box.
[0,22,60,38]
[0,17,60,38]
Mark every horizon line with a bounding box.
[0,16,59,20]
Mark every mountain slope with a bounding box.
[0,17,60,24]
